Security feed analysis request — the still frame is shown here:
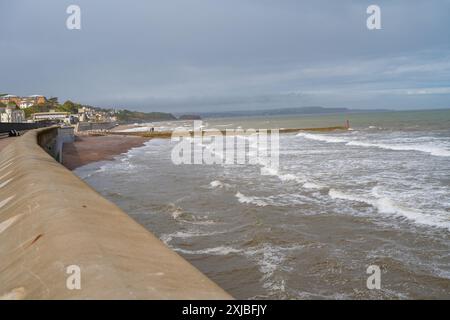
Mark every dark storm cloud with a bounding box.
[1,0,450,112]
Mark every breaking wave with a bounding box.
[328,188,450,230]
[297,133,450,157]
[235,192,269,207]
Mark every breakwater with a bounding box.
[76,122,117,132]
[108,126,348,139]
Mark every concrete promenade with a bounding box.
[0,128,232,299]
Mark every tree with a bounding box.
[7,101,18,108]
[47,97,59,108]
[24,105,42,119]
[59,100,80,114]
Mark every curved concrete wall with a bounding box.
[0,128,231,299]
[0,122,50,134]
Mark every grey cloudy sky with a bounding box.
[1,0,450,112]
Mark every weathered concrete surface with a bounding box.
[0,137,16,152]
[0,128,232,299]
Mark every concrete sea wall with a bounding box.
[76,122,117,132]
[0,122,50,133]
[38,126,74,163]
[0,128,231,299]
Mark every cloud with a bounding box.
[1,0,450,111]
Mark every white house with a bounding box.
[19,100,35,109]
[32,111,69,122]
[0,105,26,123]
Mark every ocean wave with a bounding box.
[297,133,450,157]
[277,173,298,182]
[174,246,242,255]
[209,180,233,189]
[243,243,307,293]
[160,230,224,244]
[347,141,450,157]
[215,124,234,127]
[173,242,304,293]
[328,188,450,230]
[210,180,223,188]
[297,132,347,143]
[235,192,269,207]
[168,206,217,225]
[73,163,108,179]
[260,166,325,190]
[244,244,287,291]
[368,126,383,130]
[171,207,184,219]
[302,182,324,189]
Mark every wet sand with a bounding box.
[62,135,150,170]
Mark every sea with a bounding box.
[75,109,450,299]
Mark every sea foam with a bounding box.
[297,133,450,157]
[235,192,269,207]
[328,188,450,230]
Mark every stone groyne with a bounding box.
[76,122,117,133]
[0,127,231,299]
[107,126,349,139]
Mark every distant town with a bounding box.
[0,93,193,125]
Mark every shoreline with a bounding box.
[62,125,348,170]
[62,134,150,170]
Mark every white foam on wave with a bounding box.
[235,192,269,207]
[303,182,324,189]
[169,207,217,225]
[160,230,224,244]
[347,141,450,157]
[173,242,304,293]
[277,173,298,182]
[215,124,234,127]
[260,166,280,177]
[209,180,233,189]
[260,166,324,190]
[297,132,347,143]
[329,188,450,230]
[174,246,242,255]
[210,180,223,188]
[243,243,306,293]
[297,133,450,157]
[171,207,183,219]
